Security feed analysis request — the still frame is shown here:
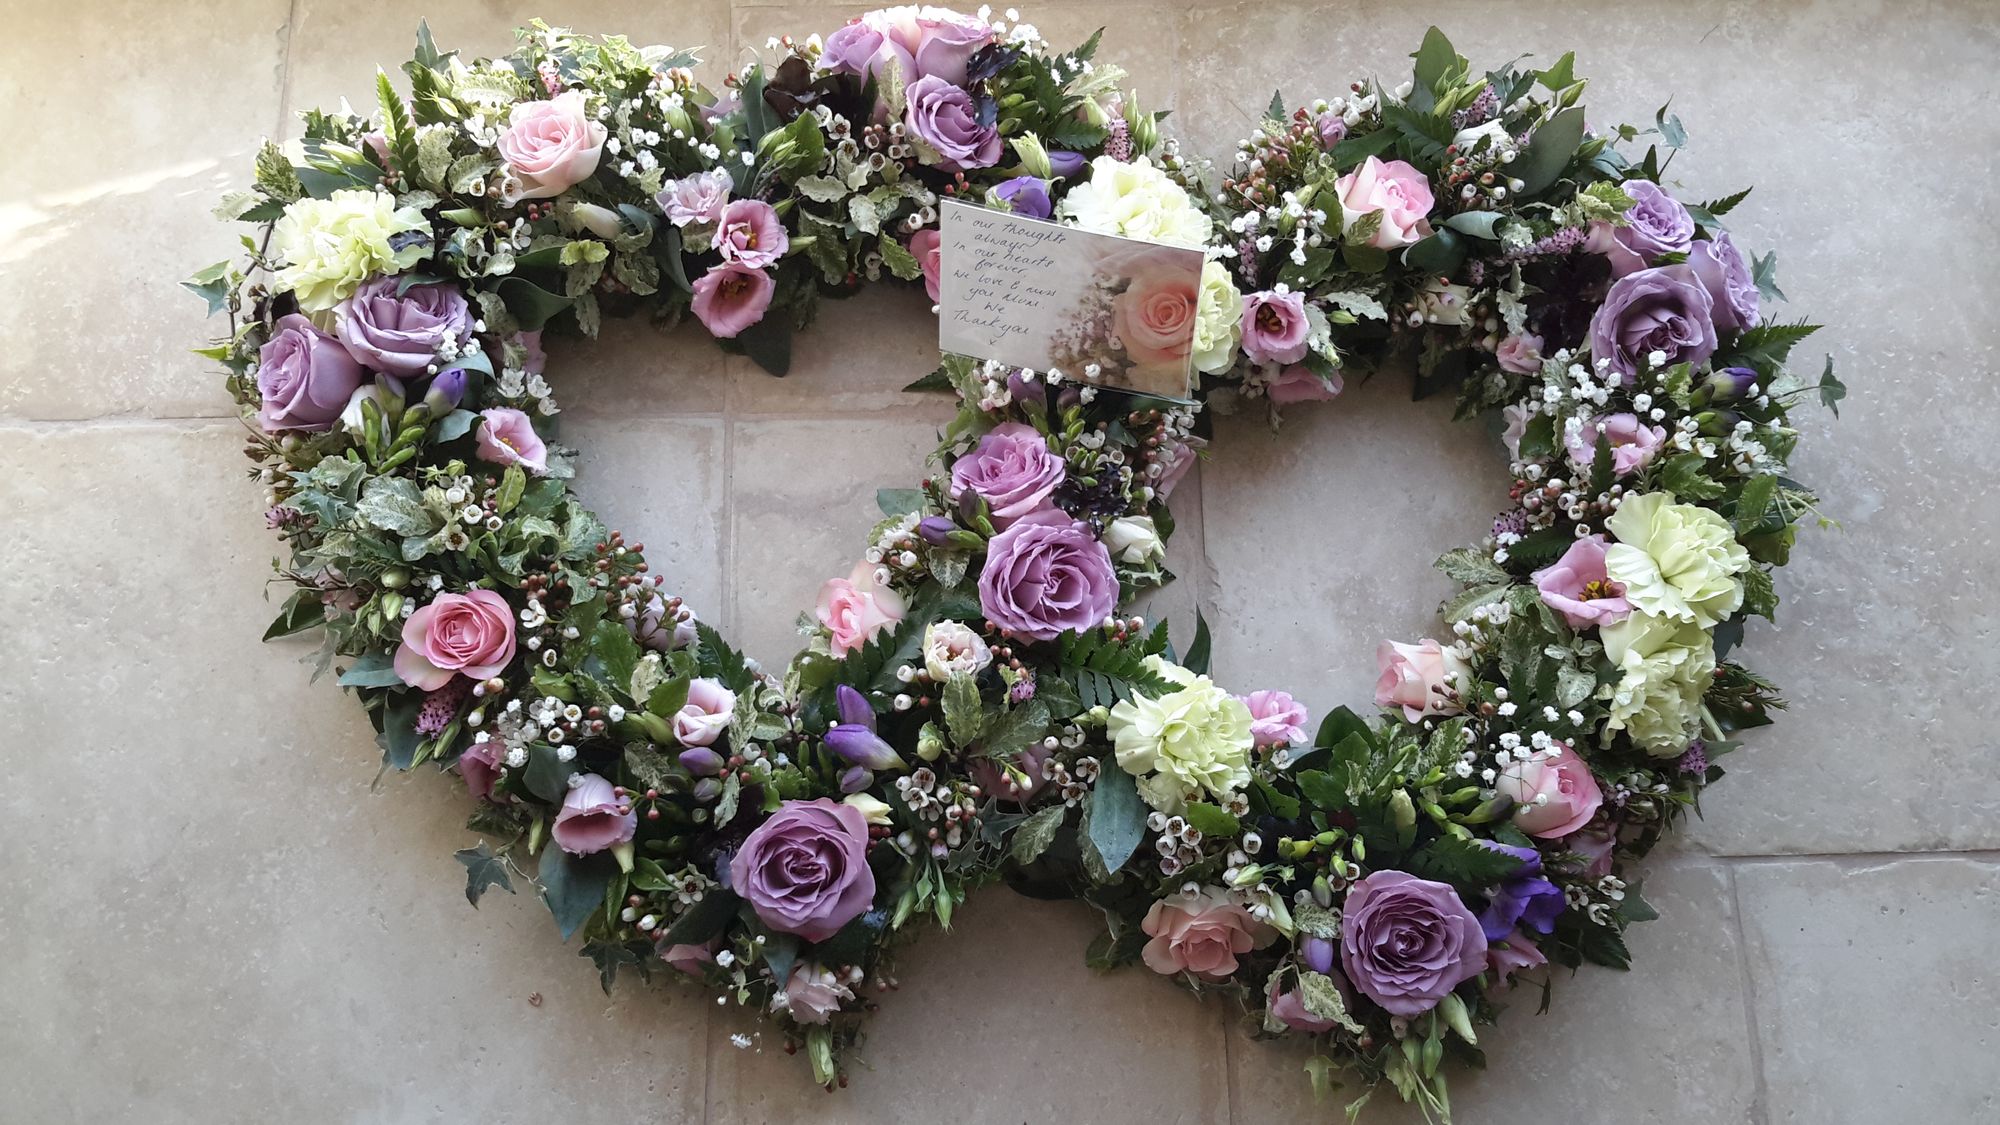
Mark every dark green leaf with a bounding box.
[736,313,793,376]
[1512,106,1586,195]
[1010,804,1069,865]
[264,589,326,641]
[1816,354,1845,417]
[1086,758,1148,875]
[495,276,575,331]
[523,743,573,803]
[456,843,515,906]
[658,889,740,946]
[1266,89,1286,122]
[538,847,615,942]
[1183,611,1212,676]
[339,651,406,688]
[1313,706,1373,753]
[1180,802,1240,839]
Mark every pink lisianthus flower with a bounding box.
[455,739,505,802]
[657,168,732,227]
[1532,534,1632,629]
[550,773,636,856]
[1263,363,1344,405]
[475,407,549,474]
[1240,289,1311,366]
[815,561,906,658]
[393,589,517,690]
[714,199,789,269]
[690,262,775,339]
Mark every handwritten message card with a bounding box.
[936,199,1206,401]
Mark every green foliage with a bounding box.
[1084,758,1147,876]
[456,843,516,906]
[1053,626,1175,710]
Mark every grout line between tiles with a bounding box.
[1725,865,1773,1125]
[274,0,301,137]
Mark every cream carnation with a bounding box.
[1191,260,1244,375]
[1604,491,1751,627]
[1109,656,1254,812]
[271,189,430,312]
[1601,611,1716,755]
[1057,156,1212,247]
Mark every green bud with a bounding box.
[380,592,404,621]
[380,567,409,589]
[439,207,486,227]
[1390,789,1418,844]
[917,721,946,761]
[1314,830,1338,847]
[1009,132,1053,178]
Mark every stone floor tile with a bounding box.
[562,415,729,631]
[548,315,733,419]
[705,889,1232,1124]
[1229,859,1757,1124]
[1736,856,2000,1123]
[726,286,963,420]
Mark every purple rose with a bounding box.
[256,313,365,433]
[949,421,1065,527]
[332,276,474,378]
[1472,842,1565,941]
[1339,870,1487,1017]
[1587,180,1693,277]
[978,511,1119,641]
[1587,264,1718,381]
[729,798,877,942]
[1687,232,1761,334]
[904,74,1001,173]
[994,175,1052,220]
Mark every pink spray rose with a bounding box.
[910,228,943,302]
[1495,742,1605,838]
[1240,288,1311,365]
[256,314,366,433]
[1139,888,1268,981]
[690,261,775,339]
[1566,412,1666,477]
[551,773,636,856]
[1239,690,1310,750]
[661,939,718,977]
[1264,363,1344,405]
[1374,639,1472,722]
[475,407,549,474]
[730,798,877,942]
[456,739,505,802]
[393,588,517,690]
[656,168,732,227]
[816,561,907,658]
[496,90,607,201]
[1532,535,1632,629]
[948,421,1065,527]
[1495,332,1544,375]
[1112,262,1200,372]
[672,677,737,747]
[1332,156,1435,249]
[714,198,789,269]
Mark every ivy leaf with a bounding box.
[1434,547,1508,586]
[1180,802,1240,840]
[182,261,234,316]
[1299,970,1367,1034]
[1010,804,1068,865]
[942,674,984,747]
[1085,758,1148,875]
[356,476,436,536]
[982,698,1051,759]
[539,847,615,942]
[264,588,326,641]
[1816,354,1845,417]
[456,843,515,907]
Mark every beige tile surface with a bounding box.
[7,2,2000,1122]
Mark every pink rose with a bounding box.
[1333,156,1435,249]
[1567,413,1666,477]
[1139,887,1268,981]
[661,939,718,977]
[1264,363,1343,405]
[1495,742,1604,838]
[551,773,636,856]
[1495,332,1543,375]
[673,677,736,747]
[456,739,505,802]
[773,963,851,1025]
[393,588,517,690]
[496,90,607,201]
[714,199,788,269]
[475,407,549,474]
[1112,262,1200,372]
[1374,639,1472,722]
[1532,534,1632,629]
[690,262,774,339]
[910,228,943,302]
[815,561,906,658]
[1239,689,1310,750]
[656,168,731,227]
[1240,289,1311,366]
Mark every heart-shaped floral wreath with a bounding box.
[192,13,1841,1118]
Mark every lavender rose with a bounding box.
[949,421,1065,526]
[903,74,1001,172]
[1339,870,1487,1016]
[729,798,877,942]
[977,511,1120,641]
[256,314,365,432]
[1588,180,1693,276]
[331,276,474,377]
[1687,232,1761,334]
[1587,264,1718,381]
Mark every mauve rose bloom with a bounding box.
[475,407,549,474]
[332,276,474,377]
[1588,264,1718,381]
[816,561,906,658]
[497,90,607,201]
[661,939,717,976]
[1473,842,1564,941]
[1495,742,1604,838]
[657,168,732,227]
[1533,534,1632,629]
[393,589,517,690]
[1114,264,1200,374]
[1313,111,1348,149]
[1264,364,1343,405]
[823,17,909,82]
[994,175,1053,219]
[1587,180,1694,277]
[1268,977,1339,1034]
[1140,888,1267,980]
[909,228,943,302]
[1495,331,1543,375]
[730,798,877,942]
[1240,289,1311,365]
[1333,156,1435,249]
[1238,689,1310,750]
[978,510,1120,641]
[1338,870,1486,1017]
[904,74,1001,172]
[256,314,365,432]
[1687,232,1761,334]
[774,963,851,1025]
[1374,639,1472,722]
[1566,412,1667,477]
[949,421,1065,527]
[715,199,788,269]
[690,262,775,339]
[551,774,636,856]
[1487,929,1546,989]
[456,739,505,802]
[673,677,736,747]
[908,6,993,84]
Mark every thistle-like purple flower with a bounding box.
[824,685,907,771]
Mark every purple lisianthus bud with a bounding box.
[994,175,1053,220]
[332,276,475,378]
[423,366,468,414]
[1339,870,1487,1017]
[1299,934,1336,976]
[679,747,726,776]
[917,515,957,545]
[256,313,365,433]
[948,421,1065,528]
[1686,232,1761,334]
[1006,369,1041,404]
[977,511,1119,641]
[903,74,1002,172]
[1587,264,1718,382]
[1313,111,1348,149]
[1047,149,1087,178]
[838,766,874,794]
[729,798,877,941]
[1702,366,1759,404]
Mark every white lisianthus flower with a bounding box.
[1057,156,1212,247]
[1604,491,1751,627]
[1109,655,1254,812]
[1191,260,1244,375]
[1451,119,1517,157]
[1102,515,1165,567]
[922,620,992,681]
[1600,611,1716,755]
[271,189,431,311]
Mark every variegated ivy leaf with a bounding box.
[356,475,437,536]
[1009,804,1067,865]
[1317,289,1389,322]
[794,174,849,203]
[1293,902,1339,939]
[1298,970,1366,1035]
